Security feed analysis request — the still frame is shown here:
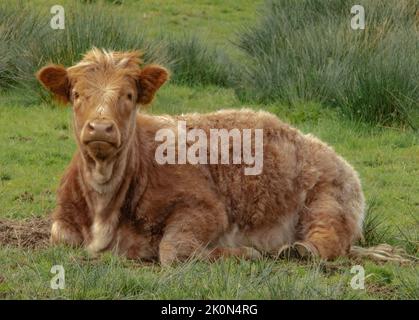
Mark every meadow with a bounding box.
[0,0,418,299]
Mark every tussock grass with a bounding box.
[0,2,166,104]
[234,0,419,128]
[360,198,418,259]
[0,2,231,104]
[163,34,232,87]
[0,4,47,89]
[360,198,394,247]
[1,0,417,128]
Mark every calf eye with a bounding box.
[127,93,133,100]
[73,91,80,99]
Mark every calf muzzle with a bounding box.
[81,119,121,159]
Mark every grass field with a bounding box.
[0,0,418,299]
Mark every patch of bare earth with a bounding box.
[367,283,396,299]
[0,217,50,249]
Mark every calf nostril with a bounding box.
[87,122,95,132]
[105,123,114,133]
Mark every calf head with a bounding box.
[37,49,168,184]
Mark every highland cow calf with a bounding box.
[37,49,365,265]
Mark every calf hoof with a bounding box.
[277,242,317,260]
[86,240,107,258]
[243,247,263,260]
[86,246,100,258]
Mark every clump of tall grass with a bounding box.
[0,2,166,104]
[1,2,232,104]
[0,3,48,89]
[162,34,233,87]
[359,198,419,262]
[360,198,393,247]
[36,4,164,66]
[31,2,168,103]
[234,0,418,128]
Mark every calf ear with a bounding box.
[137,65,169,105]
[36,64,70,103]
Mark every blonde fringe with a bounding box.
[349,244,418,264]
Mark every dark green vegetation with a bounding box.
[0,0,418,299]
[1,0,417,126]
[235,0,418,128]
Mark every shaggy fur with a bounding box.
[37,49,365,265]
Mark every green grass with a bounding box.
[162,34,233,86]
[0,85,418,299]
[0,246,417,299]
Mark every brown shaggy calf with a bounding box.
[37,49,365,265]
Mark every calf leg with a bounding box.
[276,241,318,260]
[207,246,262,261]
[159,234,261,265]
[290,193,355,260]
[159,208,261,266]
[50,219,83,247]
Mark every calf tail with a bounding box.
[348,243,417,264]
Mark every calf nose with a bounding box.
[87,120,114,135]
[83,119,119,146]
[82,118,120,147]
